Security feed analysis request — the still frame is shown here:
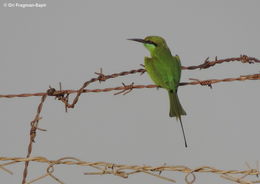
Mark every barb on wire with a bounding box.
[1,157,260,184]
[95,68,107,83]
[114,82,135,95]
[21,95,47,184]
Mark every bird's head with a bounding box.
[128,36,167,53]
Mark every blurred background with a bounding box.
[0,0,260,183]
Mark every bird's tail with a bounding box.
[168,90,187,147]
[168,90,186,118]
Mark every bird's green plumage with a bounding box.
[129,36,187,147]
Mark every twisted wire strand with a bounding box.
[1,157,259,184]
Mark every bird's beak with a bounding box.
[127,38,147,44]
[128,38,157,46]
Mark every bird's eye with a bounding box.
[146,40,157,47]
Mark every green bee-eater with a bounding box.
[128,36,188,147]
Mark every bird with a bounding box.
[128,36,188,147]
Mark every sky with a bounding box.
[0,0,260,183]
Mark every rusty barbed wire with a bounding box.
[0,157,259,184]
[21,95,47,184]
[0,73,259,99]
[182,55,260,70]
[0,55,259,111]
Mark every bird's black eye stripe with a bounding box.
[146,40,157,46]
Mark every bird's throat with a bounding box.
[144,43,156,53]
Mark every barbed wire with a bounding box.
[22,95,47,184]
[0,55,259,184]
[0,73,259,99]
[65,55,259,108]
[0,157,259,184]
[0,55,259,100]
[181,55,259,70]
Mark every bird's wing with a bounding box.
[171,55,182,86]
[144,57,167,88]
